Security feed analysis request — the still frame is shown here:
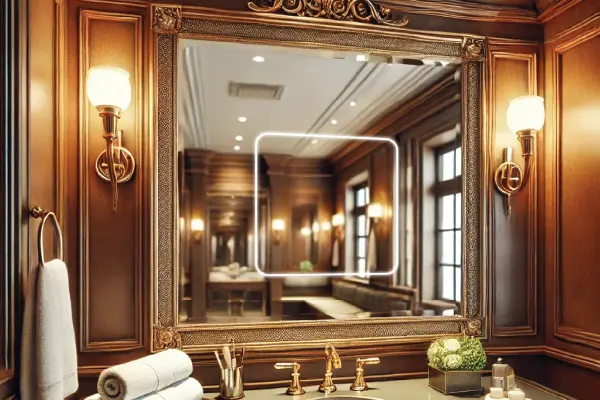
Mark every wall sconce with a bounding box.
[300,227,311,237]
[494,95,545,215]
[86,66,135,211]
[332,213,345,240]
[191,218,204,241]
[272,218,285,245]
[367,202,383,224]
[321,221,331,232]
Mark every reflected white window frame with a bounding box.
[434,142,462,302]
[253,132,399,278]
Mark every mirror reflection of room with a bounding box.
[177,39,463,324]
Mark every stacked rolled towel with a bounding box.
[91,349,203,400]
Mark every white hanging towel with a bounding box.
[331,238,340,268]
[366,228,377,273]
[21,259,78,400]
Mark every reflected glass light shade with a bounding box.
[86,66,132,111]
[367,203,383,219]
[506,95,545,134]
[191,218,204,232]
[272,219,285,231]
[321,222,331,231]
[312,221,320,233]
[332,213,345,227]
[300,227,311,237]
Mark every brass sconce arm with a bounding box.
[95,106,136,212]
[516,129,535,187]
[494,130,536,216]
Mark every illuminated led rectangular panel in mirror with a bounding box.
[253,132,399,278]
[177,38,463,324]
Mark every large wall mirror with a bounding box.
[154,6,485,352]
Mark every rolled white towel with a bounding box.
[87,378,203,400]
[138,378,203,400]
[97,349,193,400]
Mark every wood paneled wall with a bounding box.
[63,0,153,388]
[539,2,600,397]
[10,0,597,397]
[486,40,543,345]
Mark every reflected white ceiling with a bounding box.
[178,39,452,157]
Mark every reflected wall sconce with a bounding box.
[191,218,204,241]
[332,213,345,240]
[86,66,135,212]
[272,218,285,245]
[321,221,331,232]
[494,95,545,216]
[300,227,311,237]
[367,202,383,224]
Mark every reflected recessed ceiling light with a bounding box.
[252,56,265,63]
[311,139,318,144]
[235,135,244,141]
[356,54,368,62]
[350,101,357,107]
[233,145,240,151]
[238,116,247,122]
[331,119,338,125]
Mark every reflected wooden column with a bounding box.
[263,155,292,273]
[186,149,214,321]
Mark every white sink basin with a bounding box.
[312,396,384,400]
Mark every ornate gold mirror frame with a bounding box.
[151,3,487,353]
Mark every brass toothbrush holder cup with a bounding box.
[216,366,244,400]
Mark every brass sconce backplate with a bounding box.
[494,147,523,216]
[95,131,136,184]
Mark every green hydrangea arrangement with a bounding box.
[427,337,486,371]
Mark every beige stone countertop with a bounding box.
[204,377,569,400]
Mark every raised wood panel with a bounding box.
[549,24,600,350]
[79,10,144,351]
[487,42,539,337]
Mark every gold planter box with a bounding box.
[428,366,482,395]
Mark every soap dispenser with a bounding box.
[491,358,509,389]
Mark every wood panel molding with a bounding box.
[487,41,539,338]
[537,0,582,24]
[79,9,144,352]
[544,346,600,373]
[548,18,600,351]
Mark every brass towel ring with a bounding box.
[30,206,64,265]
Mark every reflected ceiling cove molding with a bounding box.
[180,47,208,148]
[248,0,409,27]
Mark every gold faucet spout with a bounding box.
[318,344,342,393]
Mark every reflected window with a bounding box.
[352,183,370,278]
[435,144,462,302]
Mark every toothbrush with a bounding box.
[214,351,224,371]
[222,345,232,369]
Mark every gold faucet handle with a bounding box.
[351,357,380,392]
[274,362,305,396]
[356,357,380,367]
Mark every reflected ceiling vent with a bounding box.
[228,81,284,100]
